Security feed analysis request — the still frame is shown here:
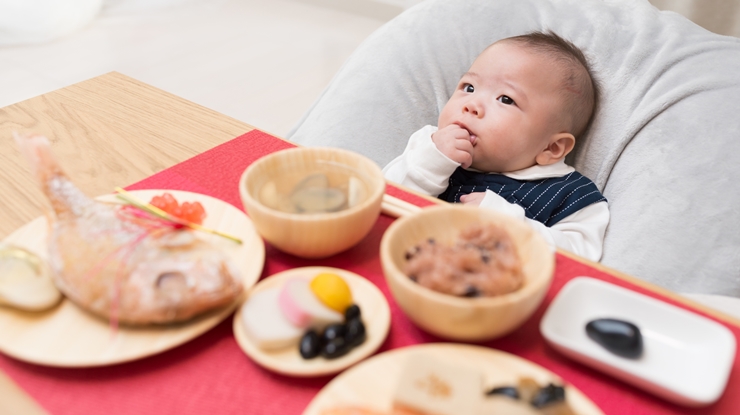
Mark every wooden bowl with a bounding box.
[380,205,554,342]
[239,147,385,259]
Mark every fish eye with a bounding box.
[497,95,515,105]
[462,83,474,93]
[156,271,186,289]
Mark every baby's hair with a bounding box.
[499,31,599,139]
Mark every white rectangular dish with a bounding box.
[540,277,736,407]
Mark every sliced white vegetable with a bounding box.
[0,247,61,311]
[241,287,303,350]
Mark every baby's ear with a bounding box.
[535,133,575,166]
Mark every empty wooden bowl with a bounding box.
[380,205,554,341]
[240,147,385,259]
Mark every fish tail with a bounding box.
[13,132,92,218]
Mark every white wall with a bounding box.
[290,0,424,20]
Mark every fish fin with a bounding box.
[13,132,66,186]
[13,132,91,218]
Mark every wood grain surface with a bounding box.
[0,72,255,240]
[0,71,255,415]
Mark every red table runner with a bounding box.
[1,130,738,415]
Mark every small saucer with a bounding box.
[233,266,391,377]
[540,277,736,407]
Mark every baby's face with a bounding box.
[438,42,568,173]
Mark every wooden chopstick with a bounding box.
[381,194,422,218]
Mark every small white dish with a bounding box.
[233,266,391,377]
[540,277,736,407]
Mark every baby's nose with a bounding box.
[463,101,484,117]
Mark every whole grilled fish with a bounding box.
[14,132,243,324]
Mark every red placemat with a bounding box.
[1,130,738,415]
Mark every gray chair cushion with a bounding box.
[288,0,740,296]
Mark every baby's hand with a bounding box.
[432,125,474,168]
[459,192,486,206]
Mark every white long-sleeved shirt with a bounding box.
[383,125,609,262]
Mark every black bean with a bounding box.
[345,317,366,347]
[530,384,565,408]
[299,330,321,359]
[485,386,519,400]
[321,337,350,359]
[322,323,346,342]
[463,285,480,297]
[405,245,421,260]
[344,304,361,320]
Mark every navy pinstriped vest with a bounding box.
[438,167,607,227]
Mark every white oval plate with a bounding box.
[540,277,736,407]
[0,189,265,367]
[233,266,391,377]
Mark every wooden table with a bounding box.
[2,72,739,415]
[0,71,256,415]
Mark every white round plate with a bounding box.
[233,266,391,377]
[303,343,604,415]
[0,189,265,367]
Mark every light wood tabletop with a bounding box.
[0,71,256,415]
[0,71,255,240]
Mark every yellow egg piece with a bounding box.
[309,272,353,313]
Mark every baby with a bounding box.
[383,32,609,262]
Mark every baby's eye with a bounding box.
[462,84,474,93]
[497,95,515,105]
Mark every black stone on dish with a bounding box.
[586,318,643,359]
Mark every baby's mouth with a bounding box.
[454,122,477,145]
[463,128,477,145]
